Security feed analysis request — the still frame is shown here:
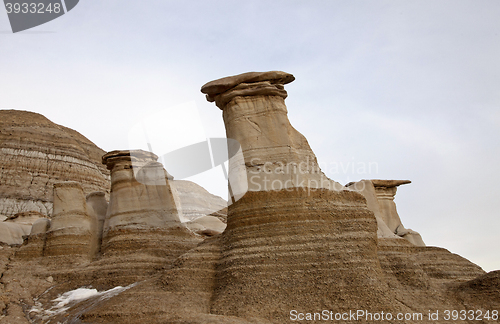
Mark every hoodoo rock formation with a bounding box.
[44,182,97,263]
[202,71,345,196]
[92,150,202,286]
[199,71,396,320]
[0,72,498,323]
[347,179,426,246]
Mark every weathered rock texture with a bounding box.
[198,72,394,321]
[202,71,344,198]
[44,182,97,263]
[0,74,497,324]
[73,72,495,323]
[0,110,110,218]
[90,150,202,286]
[347,179,425,246]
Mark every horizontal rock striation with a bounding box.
[0,110,110,218]
[201,71,344,199]
[211,189,402,321]
[94,150,202,286]
[201,72,399,321]
[44,182,97,264]
[0,74,497,324]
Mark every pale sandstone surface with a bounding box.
[0,73,497,323]
[0,211,47,245]
[69,72,495,323]
[0,110,110,218]
[43,182,97,264]
[202,71,345,200]
[171,180,227,222]
[184,215,227,236]
[347,179,425,246]
[0,222,30,246]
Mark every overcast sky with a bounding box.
[1,1,499,271]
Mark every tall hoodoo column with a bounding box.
[201,72,398,321]
[202,71,344,194]
[44,182,97,263]
[98,150,201,286]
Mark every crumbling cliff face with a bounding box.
[0,72,498,324]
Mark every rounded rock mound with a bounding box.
[0,110,110,218]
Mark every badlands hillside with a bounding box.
[0,71,498,323]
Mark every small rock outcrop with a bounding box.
[347,179,425,246]
[200,71,392,321]
[0,211,47,245]
[184,215,227,236]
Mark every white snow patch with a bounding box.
[30,283,137,319]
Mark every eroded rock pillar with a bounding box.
[202,72,395,322]
[44,182,97,263]
[373,180,425,246]
[202,71,344,194]
[347,179,425,246]
[97,150,201,286]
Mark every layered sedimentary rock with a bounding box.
[347,179,425,246]
[74,71,496,324]
[202,71,344,197]
[200,71,398,321]
[94,150,202,286]
[44,182,97,263]
[0,110,110,218]
[0,74,497,324]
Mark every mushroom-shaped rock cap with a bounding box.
[201,71,295,99]
[371,179,411,188]
[102,150,159,170]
